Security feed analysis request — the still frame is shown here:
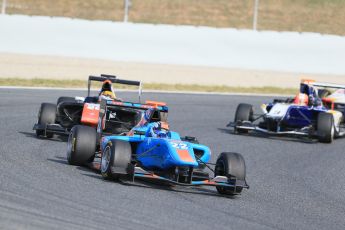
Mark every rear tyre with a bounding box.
[234,103,253,134]
[57,96,75,105]
[67,125,96,165]
[317,113,334,143]
[101,140,133,181]
[36,103,57,138]
[215,152,246,195]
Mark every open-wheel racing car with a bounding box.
[33,74,142,138]
[228,79,345,143]
[66,99,249,196]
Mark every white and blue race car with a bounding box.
[228,80,345,143]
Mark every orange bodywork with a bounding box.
[176,149,194,163]
[202,180,217,185]
[300,78,315,85]
[322,98,335,110]
[145,100,167,107]
[81,103,100,127]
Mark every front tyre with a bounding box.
[36,103,57,138]
[67,125,96,165]
[101,140,133,181]
[215,152,246,195]
[317,113,334,143]
[234,103,253,134]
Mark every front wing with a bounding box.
[228,121,312,137]
[133,167,249,192]
[33,123,70,136]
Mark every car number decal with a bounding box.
[87,104,100,110]
[171,142,188,150]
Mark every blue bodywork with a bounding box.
[96,100,249,191]
[265,103,328,128]
[101,129,211,170]
[100,101,211,171]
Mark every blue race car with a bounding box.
[67,99,249,195]
[228,80,345,143]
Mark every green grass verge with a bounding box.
[6,0,345,35]
[0,78,297,95]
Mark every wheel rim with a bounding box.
[215,160,228,192]
[101,146,111,173]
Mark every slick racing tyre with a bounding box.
[317,113,334,143]
[234,103,253,134]
[215,152,246,195]
[101,140,133,181]
[36,103,57,138]
[57,96,75,105]
[67,125,96,165]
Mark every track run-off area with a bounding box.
[0,88,344,230]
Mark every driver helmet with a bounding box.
[151,122,169,138]
[99,80,116,99]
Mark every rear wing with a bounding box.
[311,82,345,90]
[99,96,168,113]
[309,81,345,109]
[87,74,143,102]
[105,100,168,113]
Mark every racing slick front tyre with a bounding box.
[36,103,57,138]
[57,96,75,105]
[215,152,246,195]
[101,140,133,181]
[317,113,334,143]
[67,125,96,165]
[234,103,253,134]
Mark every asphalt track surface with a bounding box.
[0,89,345,230]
